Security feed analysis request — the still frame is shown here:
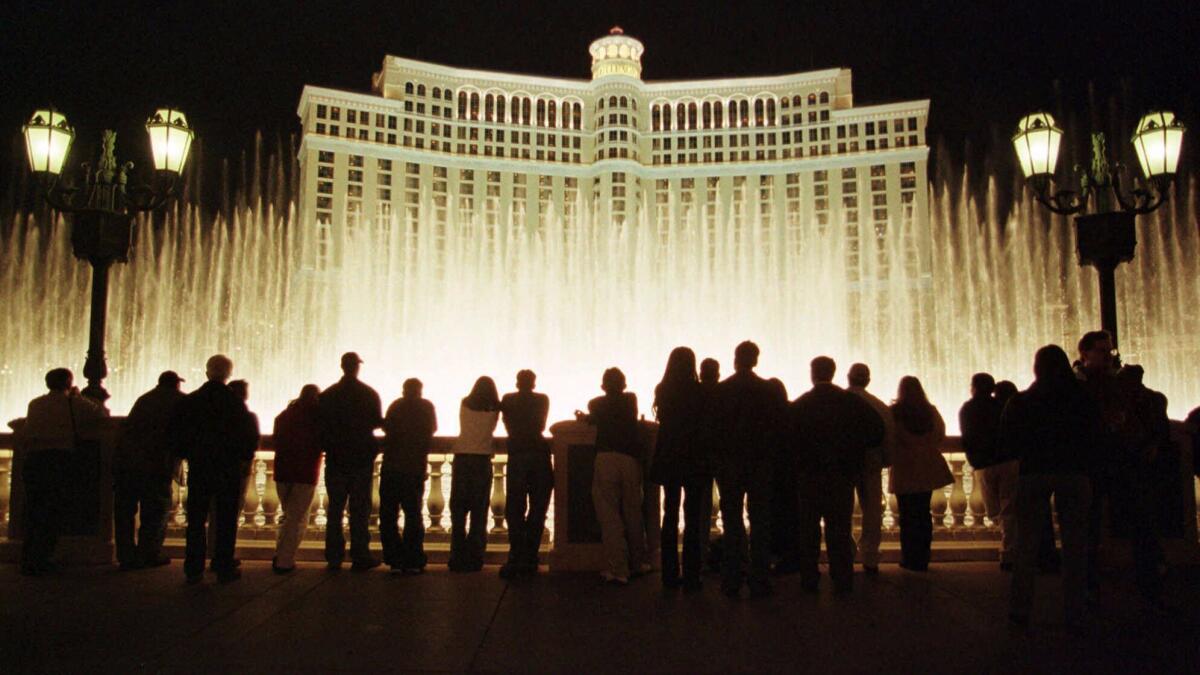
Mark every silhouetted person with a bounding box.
[449,376,500,572]
[648,347,707,591]
[698,358,720,564]
[15,368,108,576]
[499,370,551,578]
[579,367,648,585]
[991,378,1060,573]
[888,376,950,572]
[960,373,1015,568]
[767,377,800,574]
[113,371,185,570]
[381,378,437,574]
[271,384,323,574]
[790,357,884,595]
[174,355,258,583]
[206,379,258,571]
[999,345,1100,630]
[715,341,776,598]
[845,363,894,575]
[1114,363,1173,601]
[320,352,383,571]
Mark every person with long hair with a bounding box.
[579,367,648,585]
[648,347,707,591]
[887,376,951,571]
[449,376,500,572]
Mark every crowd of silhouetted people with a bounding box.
[11,329,1196,632]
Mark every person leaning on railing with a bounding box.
[381,378,438,574]
[15,368,108,576]
[271,384,323,574]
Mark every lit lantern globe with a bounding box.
[145,108,195,174]
[1012,112,1063,179]
[1131,111,1185,180]
[23,109,74,175]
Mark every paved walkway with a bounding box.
[2,561,1197,673]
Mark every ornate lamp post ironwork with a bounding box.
[1013,110,1185,349]
[23,107,195,403]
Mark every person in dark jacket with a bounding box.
[999,344,1100,630]
[698,358,721,567]
[715,341,777,598]
[959,373,1016,568]
[790,356,885,595]
[174,355,259,583]
[766,377,799,575]
[381,378,437,574]
[499,370,551,578]
[114,371,186,570]
[320,352,383,571]
[271,384,323,573]
[579,367,648,584]
[648,347,707,591]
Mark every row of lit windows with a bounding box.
[650,92,830,131]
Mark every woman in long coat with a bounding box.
[888,376,952,571]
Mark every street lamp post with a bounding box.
[1012,111,1185,350]
[23,108,195,404]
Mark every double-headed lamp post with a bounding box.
[1012,110,1185,350]
[23,108,195,403]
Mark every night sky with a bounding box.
[2,0,1198,204]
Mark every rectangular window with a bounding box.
[318,151,334,163]
[316,104,327,119]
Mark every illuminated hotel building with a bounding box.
[296,28,931,282]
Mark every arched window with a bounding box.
[702,102,711,129]
[405,82,414,94]
[497,96,506,123]
[688,102,698,129]
[522,98,531,125]
[661,104,671,131]
[739,100,750,127]
[609,95,618,107]
[819,91,829,104]
[652,106,661,131]
[548,99,557,128]
[573,102,582,129]
[632,99,637,111]
[781,97,790,110]
[444,89,452,101]
[754,99,764,126]
[766,99,775,125]
[417,84,426,97]
[714,103,724,128]
[728,100,738,127]
[510,96,521,123]
[433,86,442,99]
[470,92,480,120]
[677,104,686,130]
[458,91,468,118]
[807,93,817,106]
[793,94,802,107]
[485,94,494,122]
[619,96,628,108]
[536,99,546,126]
[598,98,604,110]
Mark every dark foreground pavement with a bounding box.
[1,561,1197,673]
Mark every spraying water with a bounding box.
[2,156,1197,432]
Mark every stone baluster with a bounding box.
[175,461,189,527]
[962,462,983,529]
[490,454,507,534]
[0,452,11,526]
[261,454,281,527]
[946,457,967,528]
[881,468,896,530]
[314,462,328,528]
[371,456,383,528]
[930,475,948,530]
[240,464,257,529]
[251,456,269,528]
[426,455,446,532]
[711,479,722,535]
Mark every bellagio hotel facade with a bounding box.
[296,28,931,282]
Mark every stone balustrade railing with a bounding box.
[0,428,1196,549]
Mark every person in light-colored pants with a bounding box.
[592,451,648,581]
[855,449,885,569]
[274,482,316,569]
[976,459,1020,565]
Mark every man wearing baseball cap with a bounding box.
[113,371,187,570]
[320,352,384,570]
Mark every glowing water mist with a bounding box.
[2,164,1197,431]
